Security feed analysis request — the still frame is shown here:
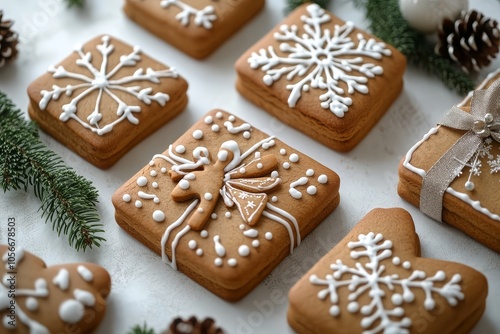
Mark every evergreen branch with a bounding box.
[65,0,85,8]
[128,323,156,334]
[0,91,105,251]
[287,0,330,12]
[353,0,475,95]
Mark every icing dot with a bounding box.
[255,152,261,159]
[392,257,401,265]
[225,212,231,218]
[204,116,213,124]
[149,160,155,166]
[318,174,328,184]
[204,193,213,201]
[239,224,246,231]
[252,240,260,248]
[227,258,237,267]
[239,167,246,174]
[150,170,157,177]
[306,169,315,177]
[179,180,190,190]
[283,162,290,169]
[392,293,403,305]
[77,266,93,282]
[280,149,286,155]
[211,124,220,132]
[271,196,278,202]
[243,131,251,139]
[228,115,235,122]
[197,208,204,213]
[161,167,167,173]
[238,245,250,257]
[265,232,273,240]
[211,213,217,220]
[200,230,208,238]
[137,176,148,187]
[330,305,340,316]
[271,171,279,178]
[153,210,165,222]
[402,261,411,269]
[153,197,160,204]
[307,186,317,195]
[347,302,359,313]
[185,173,196,180]
[122,194,131,202]
[289,153,299,162]
[188,240,197,250]
[135,200,142,208]
[192,130,203,140]
[257,163,263,169]
[59,299,84,324]
[243,229,258,238]
[214,258,223,267]
[175,145,186,154]
[196,249,203,256]
[25,297,38,311]
[152,182,159,188]
[218,151,228,161]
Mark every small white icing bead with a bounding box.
[289,153,299,162]
[192,130,203,140]
[175,145,186,154]
[153,210,165,222]
[122,194,131,202]
[137,176,148,187]
[318,174,328,184]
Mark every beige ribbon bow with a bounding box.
[420,79,500,221]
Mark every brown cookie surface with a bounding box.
[235,3,407,151]
[288,208,488,334]
[27,34,188,169]
[124,0,265,59]
[0,245,111,333]
[112,109,340,301]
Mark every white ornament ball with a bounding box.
[399,0,468,34]
[464,181,475,191]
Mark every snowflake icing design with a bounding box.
[310,232,463,334]
[160,0,217,29]
[248,4,391,117]
[453,137,500,191]
[39,35,178,136]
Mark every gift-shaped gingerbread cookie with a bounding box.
[398,69,500,252]
[112,109,340,301]
[288,208,487,333]
[235,4,407,151]
[124,0,265,59]
[27,34,188,169]
[0,245,111,333]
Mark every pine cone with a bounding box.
[0,10,18,68]
[436,10,500,73]
[164,316,224,334]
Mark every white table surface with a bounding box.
[0,0,499,333]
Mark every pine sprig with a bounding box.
[128,323,156,334]
[0,92,105,251]
[65,0,85,8]
[353,0,475,95]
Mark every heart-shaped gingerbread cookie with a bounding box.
[288,208,487,333]
[0,245,111,333]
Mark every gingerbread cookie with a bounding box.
[398,69,500,252]
[288,208,488,334]
[124,0,265,59]
[235,3,406,151]
[0,245,111,333]
[112,109,340,301]
[27,34,188,169]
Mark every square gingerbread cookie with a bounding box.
[112,109,340,301]
[28,34,188,169]
[288,208,488,334]
[124,0,265,59]
[398,69,500,252]
[235,4,407,151]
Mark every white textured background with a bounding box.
[0,0,499,333]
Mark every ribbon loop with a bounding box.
[420,78,500,222]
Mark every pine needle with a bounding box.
[65,0,85,8]
[128,323,156,334]
[353,0,474,95]
[0,91,105,251]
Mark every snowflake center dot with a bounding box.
[91,74,109,88]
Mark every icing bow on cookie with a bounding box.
[170,140,281,230]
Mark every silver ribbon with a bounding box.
[420,79,500,221]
